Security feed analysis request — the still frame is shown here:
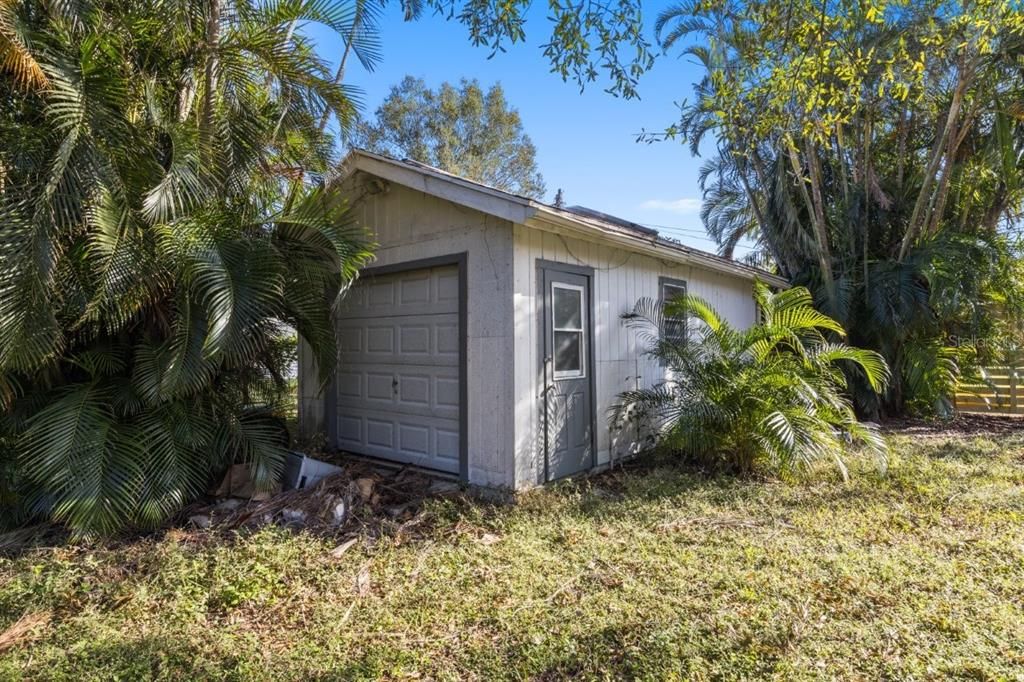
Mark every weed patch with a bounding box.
[1,429,1023,679]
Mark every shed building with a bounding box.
[298,150,786,489]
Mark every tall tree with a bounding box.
[315,0,387,133]
[355,76,547,198]
[306,1,655,139]
[0,0,374,537]
[401,0,654,100]
[656,0,1024,416]
[0,0,655,536]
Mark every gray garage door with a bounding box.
[334,264,461,473]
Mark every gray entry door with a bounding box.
[540,265,594,480]
[334,264,461,473]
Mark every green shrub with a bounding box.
[0,1,373,537]
[612,282,890,477]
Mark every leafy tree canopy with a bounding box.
[0,0,653,537]
[655,0,1024,415]
[0,0,374,537]
[308,0,654,140]
[405,0,654,100]
[354,76,546,197]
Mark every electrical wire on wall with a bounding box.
[556,234,634,271]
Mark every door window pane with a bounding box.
[554,331,582,373]
[551,282,585,378]
[553,287,582,329]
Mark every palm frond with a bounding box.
[1,0,372,536]
[0,0,48,90]
[615,284,890,477]
[19,382,144,538]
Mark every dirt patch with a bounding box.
[880,413,1024,437]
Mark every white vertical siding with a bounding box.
[298,168,763,491]
[511,224,758,487]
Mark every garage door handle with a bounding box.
[392,376,398,394]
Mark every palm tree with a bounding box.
[654,0,1024,416]
[0,0,374,537]
[612,282,889,478]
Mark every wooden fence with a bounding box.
[955,366,1024,415]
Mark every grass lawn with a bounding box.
[2,426,1023,680]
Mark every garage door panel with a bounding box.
[435,429,459,461]
[334,264,462,474]
[399,272,431,304]
[399,423,429,454]
[339,327,362,353]
[337,370,362,399]
[365,326,394,354]
[366,418,393,449]
[398,374,430,405]
[336,364,459,420]
[338,265,459,318]
[368,279,395,307]
[335,406,460,472]
[338,414,362,445]
[399,325,430,354]
[436,377,459,408]
[436,322,459,355]
[339,313,458,366]
[365,372,395,403]
[436,269,459,303]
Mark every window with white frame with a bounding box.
[552,282,585,378]
[660,277,687,346]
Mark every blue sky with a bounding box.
[307,3,736,254]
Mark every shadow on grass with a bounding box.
[485,617,786,680]
[6,634,219,679]
[6,630,384,681]
[507,428,1020,528]
[0,524,70,560]
[528,455,868,522]
[906,436,1013,461]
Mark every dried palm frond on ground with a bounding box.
[180,461,462,540]
[0,611,50,654]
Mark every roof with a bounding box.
[565,205,659,238]
[338,149,788,288]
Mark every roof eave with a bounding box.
[339,149,788,288]
[529,206,788,288]
[340,150,538,225]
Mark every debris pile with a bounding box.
[182,460,462,536]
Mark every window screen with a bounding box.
[660,278,687,346]
[552,283,585,378]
